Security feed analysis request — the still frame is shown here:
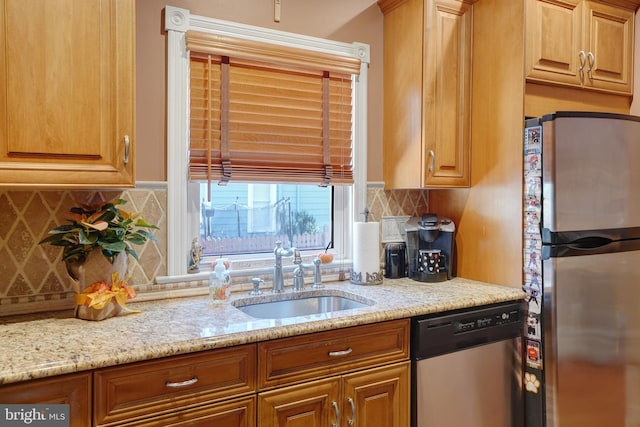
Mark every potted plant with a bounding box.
[39,198,158,320]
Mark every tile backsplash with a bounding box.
[0,184,427,316]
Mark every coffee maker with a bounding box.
[405,213,455,282]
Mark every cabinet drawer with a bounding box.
[258,319,409,389]
[94,344,256,426]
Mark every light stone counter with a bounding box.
[0,277,524,385]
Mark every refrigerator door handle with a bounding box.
[543,238,640,259]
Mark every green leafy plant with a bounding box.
[39,198,159,264]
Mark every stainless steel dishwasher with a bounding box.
[411,301,525,427]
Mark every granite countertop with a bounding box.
[0,277,524,385]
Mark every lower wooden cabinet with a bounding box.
[0,372,91,427]
[0,320,411,426]
[258,362,410,427]
[93,344,256,426]
[257,319,411,427]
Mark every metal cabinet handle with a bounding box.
[331,401,340,427]
[578,50,586,72]
[347,397,356,426]
[428,150,435,172]
[586,51,595,78]
[123,135,130,164]
[328,348,353,357]
[578,50,586,82]
[165,377,199,388]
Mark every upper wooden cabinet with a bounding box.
[0,0,135,188]
[525,0,636,95]
[379,0,473,189]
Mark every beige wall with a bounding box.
[135,0,385,182]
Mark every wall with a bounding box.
[0,187,427,316]
[135,0,385,182]
[0,0,401,317]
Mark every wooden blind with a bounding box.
[187,31,360,186]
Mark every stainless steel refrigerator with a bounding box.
[523,111,640,427]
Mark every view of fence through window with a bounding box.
[200,183,332,256]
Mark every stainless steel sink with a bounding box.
[232,292,374,319]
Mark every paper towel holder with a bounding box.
[350,207,383,285]
[350,269,384,285]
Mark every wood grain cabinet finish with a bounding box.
[379,0,473,189]
[257,319,410,390]
[525,0,636,95]
[0,372,91,427]
[258,362,410,427]
[112,396,256,427]
[257,320,410,427]
[93,344,256,426]
[0,0,135,187]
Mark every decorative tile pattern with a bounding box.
[0,184,427,316]
[0,187,166,315]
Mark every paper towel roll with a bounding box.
[353,222,380,279]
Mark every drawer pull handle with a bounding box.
[165,377,199,388]
[331,401,339,427]
[328,348,352,357]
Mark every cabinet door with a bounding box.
[0,0,135,187]
[525,0,583,87]
[380,0,424,189]
[583,0,634,94]
[342,362,410,427]
[422,0,471,188]
[258,378,341,427]
[0,373,91,427]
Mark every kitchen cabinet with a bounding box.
[257,319,410,427]
[525,0,636,95]
[259,363,409,427]
[0,372,91,427]
[378,0,473,189]
[0,320,409,427]
[0,0,135,188]
[93,344,256,426]
[427,0,637,292]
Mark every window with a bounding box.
[200,183,332,256]
[164,7,369,277]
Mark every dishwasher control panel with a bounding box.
[454,307,520,333]
[411,301,524,360]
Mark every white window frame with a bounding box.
[164,6,370,277]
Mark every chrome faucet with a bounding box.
[273,241,296,293]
